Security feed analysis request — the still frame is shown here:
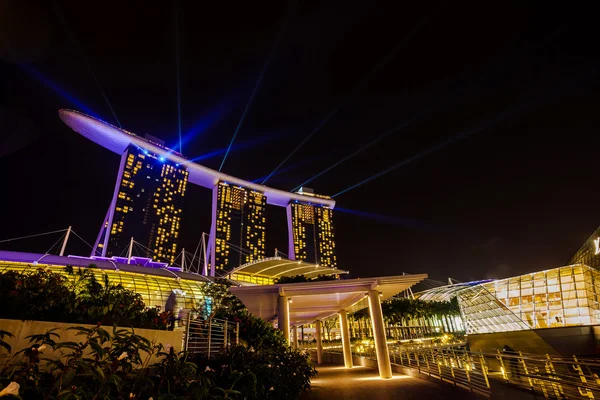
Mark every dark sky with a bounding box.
[1,1,599,283]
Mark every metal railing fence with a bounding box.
[321,342,600,399]
[388,343,600,399]
[184,316,239,358]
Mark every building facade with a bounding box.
[211,182,266,273]
[93,144,188,264]
[286,188,337,268]
[569,225,600,270]
[418,264,600,334]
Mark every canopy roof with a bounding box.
[229,274,427,326]
[0,250,213,283]
[224,257,348,280]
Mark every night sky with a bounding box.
[1,1,600,283]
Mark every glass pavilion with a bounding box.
[417,264,600,334]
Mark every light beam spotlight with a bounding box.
[181,132,284,166]
[219,0,297,172]
[336,207,449,233]
[261,5,444,185]
[20,63,97,117]
[291,109,430,192]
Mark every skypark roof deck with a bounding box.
[59,110,335,208]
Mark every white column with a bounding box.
[278,296,290,343]
[368,289,392,379]
[339,310,353,368]
[292,325,298,349]
[315,320,323,364]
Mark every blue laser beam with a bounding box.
[20,63,97,117]
[291,109,430,192]
[52,0,121,127]
[219,0,297,172]
[167,98,232,153]
[250,157,319,183]
[332,68,597,198]
[291,25,567,192]
[174,0,183,153]
[335,207,449,232]
[260,5,444,185]
[183,133,283,164]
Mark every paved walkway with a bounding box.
[301,364,481,400]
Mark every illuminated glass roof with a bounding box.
[223,257,348,279]
[0,250,212,283]
[416,280,493,302]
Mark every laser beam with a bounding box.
[335,207,449,232]
[52,1,121,127]
[251,157,319,183]
[261,5,445,185]
[333,68,596,198]
[219,0,297,172]
[183,133,283,165]
[20,64,96,117]
[174,0,183,154]
[291,24,567,192]
[291,109,430,192]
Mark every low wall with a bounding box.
[0,319,183,366]
[467,325,599,356]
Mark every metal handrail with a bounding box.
[184,317,239,358]
[383,344,600,399]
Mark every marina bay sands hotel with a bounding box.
[59,110,337,276]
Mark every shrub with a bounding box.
[198,345,315,400]
[0,266,169,329]
[194,282,318,399]
[0,325,253,399]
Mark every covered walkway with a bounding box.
[230,274,427,379]
[302,364,478,400]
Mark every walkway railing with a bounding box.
[388,344,600,399]
[389,345,492,397]
[320,342,600,399]
[184,316,239,358]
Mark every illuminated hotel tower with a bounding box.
[287,187,337,268]
[93,143,188,264]
[209,182,266,274]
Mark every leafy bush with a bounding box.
[195,282,317,399]
[0,325,252,399]
[0,266,170,329]
[197,345,315,400]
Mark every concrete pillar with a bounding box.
[339,310,353,368]
[368,289,392,379]
[278,296,290,343]
[315,320,323,364]
[292,325,298,349]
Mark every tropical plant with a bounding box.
[350,296,463,338]
[0,325,255,399]
[0,266,170,329]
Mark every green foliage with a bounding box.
[198,345,315,400]
[0,266,170,329]
[352,297,461,324]
[199,278,246,320]
[0,330,14,353]
[197,283,318,399]
[0,325,255,399]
